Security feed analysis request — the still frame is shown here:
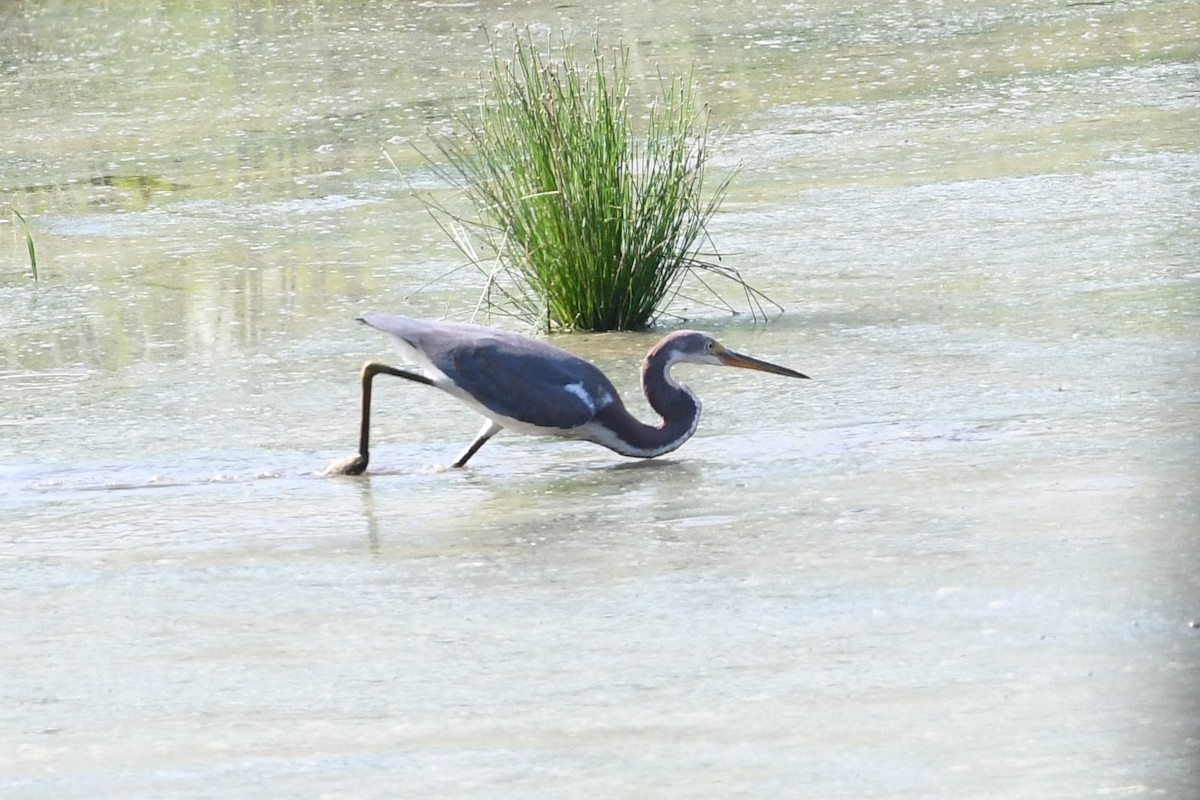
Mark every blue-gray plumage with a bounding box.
[325,313,808,474]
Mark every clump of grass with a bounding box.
[424,32,778,331]
[7,206,38,281]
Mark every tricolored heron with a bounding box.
[326,312,809,474]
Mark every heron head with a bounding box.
[667,331,810,379]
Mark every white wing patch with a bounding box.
[563,382,607,413]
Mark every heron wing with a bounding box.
[443,337,617,430]
[358,313,620,430]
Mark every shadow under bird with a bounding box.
[326,312,809,474]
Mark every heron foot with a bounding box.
[322,452,369,476]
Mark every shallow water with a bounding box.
[2,1,1198,797]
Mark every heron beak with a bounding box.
[716,346,810,379]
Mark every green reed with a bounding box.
[429,34,743,331]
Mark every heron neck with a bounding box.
[589,347,700,458]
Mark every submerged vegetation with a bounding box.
[424,33,777,332]
[6,206,38,281]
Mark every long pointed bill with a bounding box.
[717,348,810,379]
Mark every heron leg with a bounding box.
[452,419,504,468]
[328,361,433,476]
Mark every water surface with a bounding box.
[2,1,1198,797]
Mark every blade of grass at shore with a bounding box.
[7,206,38,282]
